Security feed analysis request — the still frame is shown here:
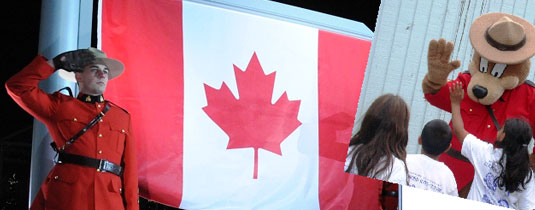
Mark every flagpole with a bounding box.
[29,0,93,207]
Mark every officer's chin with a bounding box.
[94,84,106,94]
[90,88,106,96]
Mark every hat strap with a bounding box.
[485,28,526,51]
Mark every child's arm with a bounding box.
[449,81,468,145]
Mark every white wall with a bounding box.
[357,0,535,154]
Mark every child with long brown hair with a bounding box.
[344,94,410,185]
[450,81,535,209]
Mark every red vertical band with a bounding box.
[101,0,184,207]
[317,30,381,209]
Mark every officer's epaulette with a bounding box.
[105,100,129,114]
[461,70,470,75]
[524,80,535,88]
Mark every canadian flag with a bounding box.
[101,0,379,209]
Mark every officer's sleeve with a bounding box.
[5,55,60,122]
[424,72,469,113]
[122,114,139,210]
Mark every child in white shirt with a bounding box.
[406,119,458,196]
[450,81,535,210]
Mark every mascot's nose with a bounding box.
[472,85,488,99]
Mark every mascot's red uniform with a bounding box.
[422,12,535,196]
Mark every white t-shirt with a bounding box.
[461,134,535,210]
[406,154,458,196]
[345,145,408,185]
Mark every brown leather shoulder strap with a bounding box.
[51,102,111,152]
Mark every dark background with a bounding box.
[1,0,380,209]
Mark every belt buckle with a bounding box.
[97,159,107,173]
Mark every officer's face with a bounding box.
[76,64,109,95]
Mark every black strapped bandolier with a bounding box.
[50,102,123,176]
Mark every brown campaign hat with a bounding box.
[58,47,124,82]
[470,12,535,64]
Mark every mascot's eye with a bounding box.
[479,57,488,73]
[490,63,507,78]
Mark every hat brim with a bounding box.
[470,12,535,64]
[58,58,124,82]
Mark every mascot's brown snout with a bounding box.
[466,52,529,105]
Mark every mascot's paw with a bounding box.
[424,38,461,93]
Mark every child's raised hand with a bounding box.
[449,81,464,105]
[449,81,468,144]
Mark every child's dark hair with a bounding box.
[495,118,533,193]
[421,119,452,156]
[345,94,410,183]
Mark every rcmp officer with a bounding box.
[6,48,139,210]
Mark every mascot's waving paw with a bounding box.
[423,39,461,94]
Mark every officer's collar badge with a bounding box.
[77,94,105,103]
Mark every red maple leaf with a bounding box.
[202,52,302,179]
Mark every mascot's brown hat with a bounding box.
[470,12,535,64]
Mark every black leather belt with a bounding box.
[446,148,470,162]
[58,152,122,176]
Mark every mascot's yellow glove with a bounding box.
[423,38,461,94]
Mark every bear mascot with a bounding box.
[422,12,535,197]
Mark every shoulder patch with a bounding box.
[524,80,535,88]
[106,100,129,114]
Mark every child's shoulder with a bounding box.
[406,154,434,164]
[464,133,495,150]
[407,153,430,160]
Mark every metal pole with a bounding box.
[29,0,93,207]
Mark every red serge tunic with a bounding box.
[5,56,139,210]
[425,72,535,191]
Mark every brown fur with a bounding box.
[466,52,530,105]
[422,74,445,94]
